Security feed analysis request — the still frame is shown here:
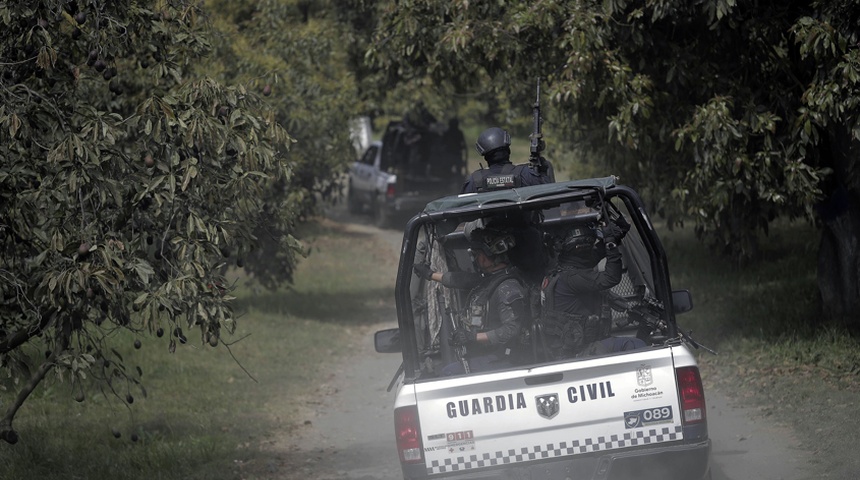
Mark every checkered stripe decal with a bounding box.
[426,425,683,475]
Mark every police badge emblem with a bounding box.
[535,394,559,419]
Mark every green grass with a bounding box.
[0,218,396,480]
[661,219,821,341]
[657,218,860,410]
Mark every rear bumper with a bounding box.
[392,195,438,213]
[384,181,461,215]
[402,439,711,480]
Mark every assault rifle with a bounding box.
[436,287,470,373]
[607,290,717,355]
[529,78,547,175]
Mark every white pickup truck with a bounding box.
[375,176,712,479]
[347,120,467,228]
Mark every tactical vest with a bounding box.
[465,272,525,330]
[538,269,612,359]
[463,271,534,362]
[468,163,527,192]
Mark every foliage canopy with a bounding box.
[368,0,853,258]
[0,0,362,442]
[366,0,860,324]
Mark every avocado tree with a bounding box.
[367,0,860,326]
[201,0,366,289]
[0,0,297,443]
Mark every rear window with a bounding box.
[405,189,666,379]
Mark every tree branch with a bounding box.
[0,309,55,355]
[1,326,70,444]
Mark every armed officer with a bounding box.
[542,213,645,357]
[458,127,555,284]
[460,127,554,194]
[414,220,530,375]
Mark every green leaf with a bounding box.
[134,261,155,284]
[134,292,149,306]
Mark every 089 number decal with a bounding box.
[623,406,674,429]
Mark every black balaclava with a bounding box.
[484,147,511,165]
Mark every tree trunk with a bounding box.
[817,132,860,329]
[818,201,860,327]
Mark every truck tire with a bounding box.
[347,183,362,215]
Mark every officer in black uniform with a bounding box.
[543,214,645,357]
[551,220,626,315]
[458,127,555,284]
[460,127,554,194]
[414,220,530,375]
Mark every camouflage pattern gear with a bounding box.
[462,273,528,358]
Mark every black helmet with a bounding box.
[464,219,516,256]
[475,127,511,156]
[559,225,604,268]
[561,225,598,252]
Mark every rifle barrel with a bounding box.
[530,77,542,158]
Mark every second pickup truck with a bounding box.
[347,119,467,228]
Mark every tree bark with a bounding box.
[818,202,860,327]
[817,132,860,329]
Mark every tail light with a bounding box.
[394,405,424,464]
[676,366,706,425]
[385,183,396,199]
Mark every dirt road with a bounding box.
[281,207,815,480]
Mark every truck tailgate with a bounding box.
[414,346,683,475]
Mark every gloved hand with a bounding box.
[614,215,631,238]
[450,328,477,347]
[601,222,625,245]
[413,263,433,281]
